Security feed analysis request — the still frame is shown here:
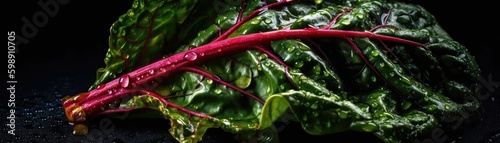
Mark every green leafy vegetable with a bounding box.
[62,0,482,142]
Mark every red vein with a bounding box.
[212,0,294,42]
[135,7,160,69]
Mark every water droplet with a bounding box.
[214,89,222,94]
[159,68,166,72]
[387,62,394,68]
[302,116,308,121]
[149,69,155,75]
[379,62,385,68]
[235,76,252,89]
[389,72,395,77]
[294,61,304,68]
[107,89,114,94]
[217,48,222,52]
[264,18,272,24]
[362,123,377,132]
[118,74,130,88]
[338,110,348,119]
[96,84,106,90]
[251,19,261,24]
[371,76,377,82]
[259,53,268,60]
[184,52,198,61]
[371,50,379,57]
[132,1,139,8]
[264,61,271,67]
[206,79,213,84]
[401,100,412,110]
[286,46,295,53]
[397,67,403,73]
[341,20,350,25]
[445,104,450,110]
[356,14,364,19]
[199,52,205,56]
[166,61,172,65]
[370,102,378,108]
[279,84,286,90]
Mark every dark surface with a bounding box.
[3,0,500,143]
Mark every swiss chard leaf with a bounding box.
[62,0,482,143]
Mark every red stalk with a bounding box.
[62,29,426,133]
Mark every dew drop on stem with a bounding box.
[96,84,106,90]
[119,74,131,88]
[184,51,198,61]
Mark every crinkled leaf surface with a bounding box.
[76,0,482,143]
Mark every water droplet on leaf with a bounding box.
[264,18,272,24]
[371,50,379,57]
[294,61,304,68]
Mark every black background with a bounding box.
[3,0,500,143]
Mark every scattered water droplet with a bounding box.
[338,110,348,119]
[96,84,106,90]
[264,18,272,24]
[206,79,213,84]
[279,84,286,90]
[119,75,131,88]
[356,14,364,19]
[149,69,155,75]
[341,20,350,25]
[371,50,379,57]
[259,53,268,60]
[286,46,295,53]
[184,52,198,61]
[294,61,304,68]
[235,76,252,89]
[264,61,271,67]
[445,104,451,110]
[214,89,222,94]
[362,123,377,132]
[379,62,385,68]
[107,89,114,94]
[371,76,377,82]
[217,48,222,52]
[389,72,395,77]
[251,19,261,24]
